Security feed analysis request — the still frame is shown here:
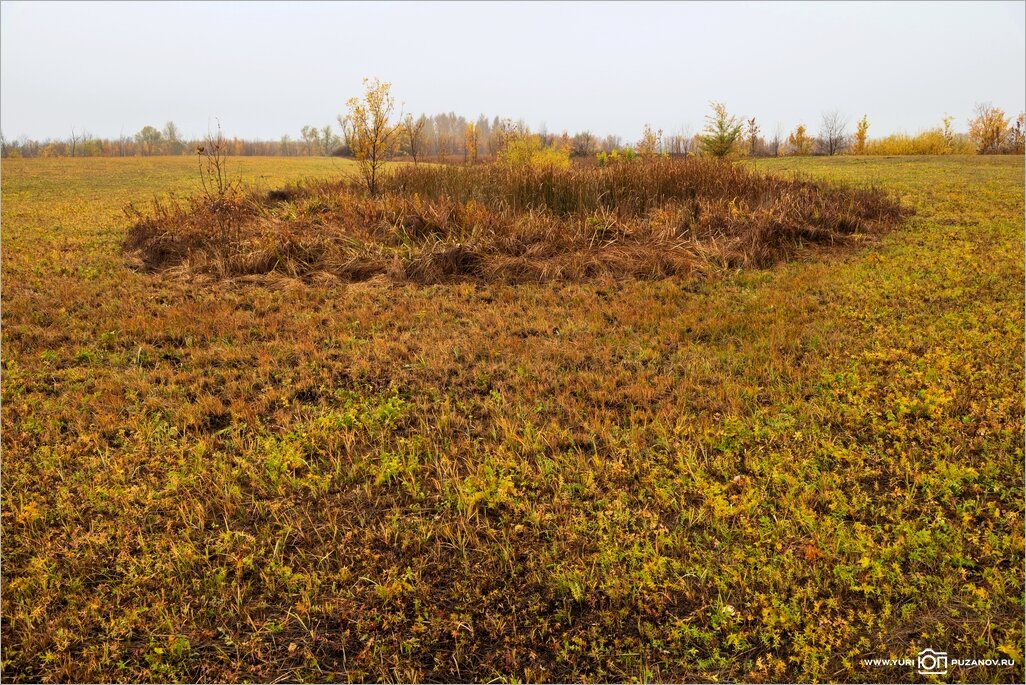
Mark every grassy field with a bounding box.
[1,155,1022,683]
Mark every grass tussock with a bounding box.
[124,158,908,284]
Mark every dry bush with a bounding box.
[124,157,908,285]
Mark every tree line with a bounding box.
[2,100,1022,160]
[689,103,1024,158]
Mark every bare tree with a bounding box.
[599,134,622,153]
[300,125,320,156]
[69,127,80,157]
[163,121,183,155]
[196,121,237,201]
[320,125,339,155]
[402,114,426,164]
[769,124,783,157]
[1009,112,1025,154]
[665,132,684,156]
[570,130,597,157]
[680,124,694,156]
[818,110,849,156]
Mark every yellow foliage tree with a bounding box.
[788,124,812,156]
[852,115,869,155]
[339,78,402,194]
[464,123,479,164]
[941,115,956,152]
[968,103,1009,154]
[637,124,662,157]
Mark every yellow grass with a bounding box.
[1,154,1023,682]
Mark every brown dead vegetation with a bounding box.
[124,157,908,284]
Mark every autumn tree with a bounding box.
[67,127,81,156]
[768,125,783,157]
[852,115,869,155]
[163,121,183,155]
[279,134,295,156]
[600,134,623,153]
[788,124,812,156]
[571,131,597,157]
[680,125,696,156]
[1008,113,1025,154]
[79,131,99,156]
[339,78,402,195]
[436,120,454,162]
[320,125,339,155]
[135,125,163,156]
[69,127,80,157]
[699,102,744,158]
[402,114,426,164]
[665,125,694,157]
[490,118,525,158]
[817,110,849,155]
[475,115,492,157]
[464,122,480,163]
[745,117,760,156]
[300,125,321,156]
[637,124,662,156]
[968,103,1009,154]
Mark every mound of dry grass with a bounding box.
[124,158,908,284]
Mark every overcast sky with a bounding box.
[1,1,1023,142]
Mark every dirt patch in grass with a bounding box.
[124,158,909,284]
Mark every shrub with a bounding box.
[496,132,570,171]
[865,129,975,155]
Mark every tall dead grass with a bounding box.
[124,158,908,284]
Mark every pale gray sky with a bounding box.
[1,1,1023,142]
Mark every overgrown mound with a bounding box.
[124,158,909,284]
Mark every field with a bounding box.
[1,155,1023,682]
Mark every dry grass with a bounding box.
[2,155,1021,683]
[124,158,907,284]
